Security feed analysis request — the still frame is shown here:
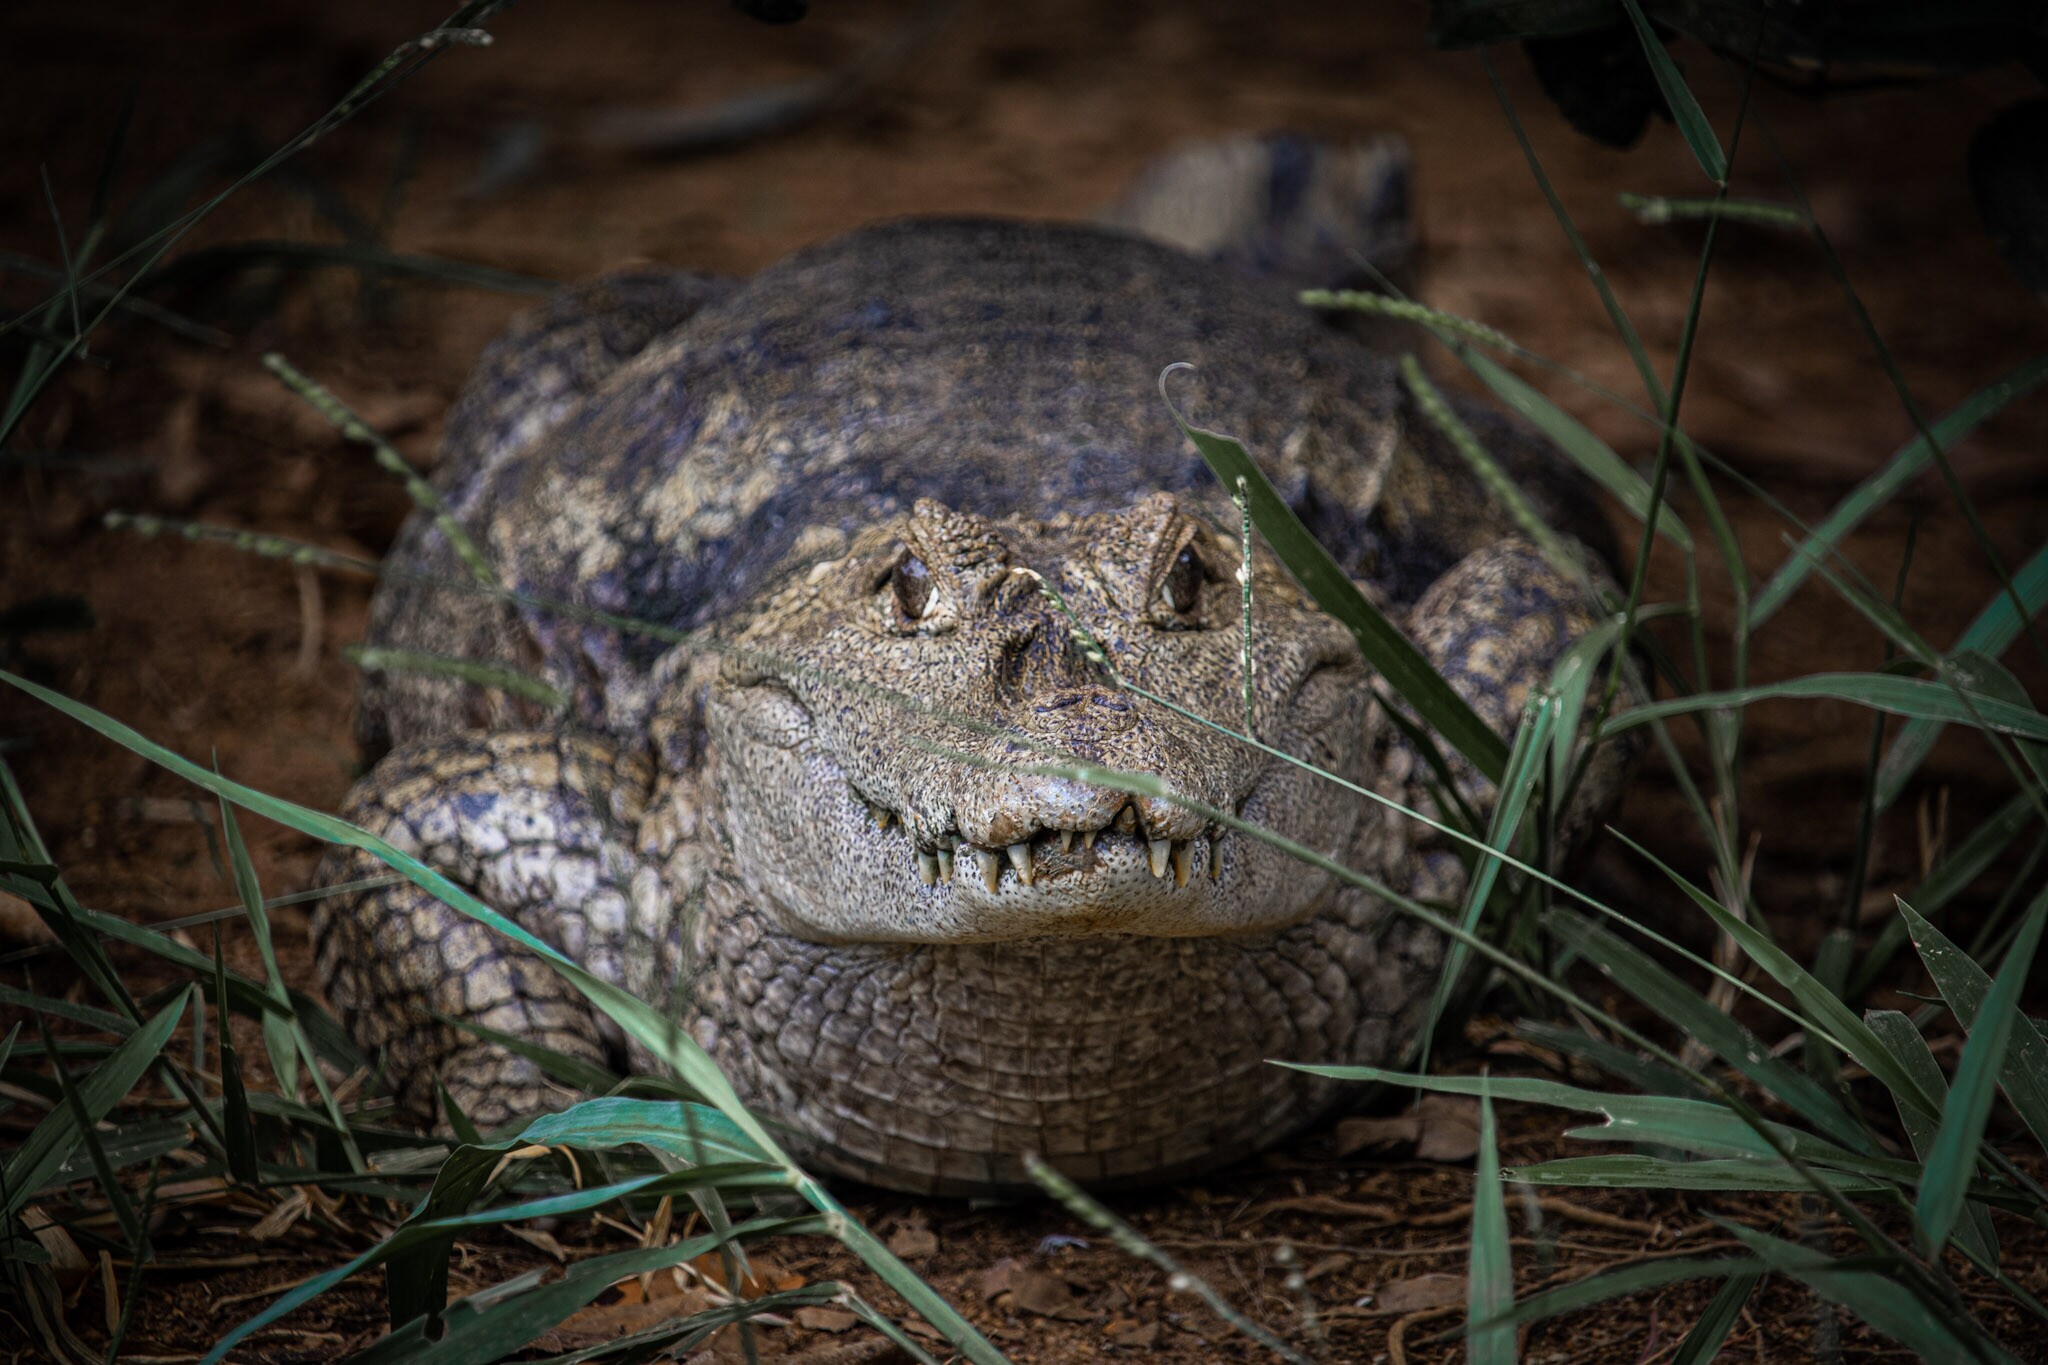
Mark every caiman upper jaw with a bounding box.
[854,790,1226,891]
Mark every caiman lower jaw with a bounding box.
[850,791,1227,892]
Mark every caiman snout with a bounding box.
[958,682,1222,848]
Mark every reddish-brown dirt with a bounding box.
[3,2,2046,1361]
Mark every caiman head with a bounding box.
[701,491,1371,944]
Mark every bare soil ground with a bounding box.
[3,2,2046,1361]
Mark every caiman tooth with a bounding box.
[916,850,939,886]
[976,847,1003,893]
[935,847,954,882]
[1007,842,1034,886]
[1115,804,1138,835]
[1170,840,1191,888]
[1058,829,1075,853]
[1208,836,1224,880]
[1146,837,1171,879]
[1081,828,1097,849]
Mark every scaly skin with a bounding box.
[315,208,1627,1195]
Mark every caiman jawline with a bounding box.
[849,788,1227,891]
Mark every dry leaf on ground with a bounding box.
[1108,1318,1161,1348]
[795,1306,859,1333]
[980,1255,1022,1300]
[546,1282,721,1349]
[1373,1272,1466,1313]
[885,1223,938,1259]
[1335,1094,1480,1162]
[689,1250,804,1299]
[983,1256,1096,1322]
[0,890,55,946]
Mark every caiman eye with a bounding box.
[893,553,934,620]
[1162,545,1204,614]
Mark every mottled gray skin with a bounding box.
[316,214,1620,1195]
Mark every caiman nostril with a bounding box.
[1024,686,1139,738]
[1033,687,1127,714]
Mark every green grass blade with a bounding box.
[2,985,190,1219]
[1752,356,2048,627]
[264,354,499,589]
[510,1284,878,1365]
[1804,926,1856,1093]
[215,795,298,1099]
[1898,893,2048,1152]
[1792,542,2048,833]
[1953,533,2048,658]
[1477,48,1663,405]
[0,2,522,444]
[1717,1222,2014,1364]
[1671,1269,1762,1365]
[1620,193,1804,228]
[1448,340,1693,553]
[1509,1155,1894,1194]
[1468,1258,1756,1337]
[390,1098,777,1328]
[209,1202,811,1365]
[434,1081,485,1150]
[35,1012,143,1253]
[1605,672,2048,742]
[1866,1010,1999,1266]
[1913,888,2048,1257]
[31,1118,204,1199]
[1159,367,1508,781]
[0,764,145,1022]
[212,933,261,1185]
[1468,1079,1516,1365]
[1791,540,1943,665]
[1513,1020,1701,1098]
[1283,1065,1784,1160]
[347,646,565,710]
[1795,548,2048,835]
[1297,290,1515,348]
[1777,134,2048,675]
[1947,651,2048,795]
[1877,538,2048,810]
[0,985,132,1037]
[211,794,368,1170]
[58,902,289,1019]
[362,1278,842,1365]
[1615,833,1940,1120]
[1400,354,1581,575]
[1546,617,1624,807]
[1372,687,1485,833]
[1849,790,2034,998]
[440,1016,623,1096]
[1547,909,1869,1149]
[1619,0,1727,183]
[1420,695,1554,1063]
